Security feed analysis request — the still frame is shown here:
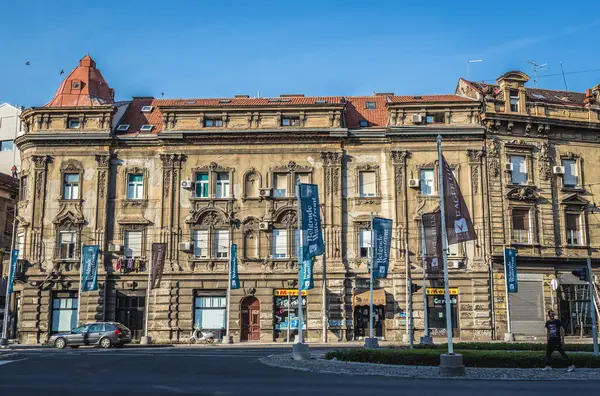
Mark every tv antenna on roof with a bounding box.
[522,60,548,88]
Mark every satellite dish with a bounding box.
[550,278,559,291]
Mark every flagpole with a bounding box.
[369,212,374,340]
[292,181,310,360]
[223,233,234,344]
[0,205,18,345]
[320,204,327,344]
[437,135,454,354]
[76,245,83,326]
[503,244,514,341]
[420,213,432,344]
[141,252,153,345]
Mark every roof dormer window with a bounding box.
[117,124,131,132]
[140,124,153,132]
[365,101,376,109]
[68,119,81,129]
[72,81,81,90]
[509,90,520,112]
[359,120,369,127]
[141,106,154,113]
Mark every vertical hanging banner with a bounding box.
[440,155,477,244]
[81,245,99,292]
[299,183,325,260]
[372,217,393,279]
[150,243,167,289]
[230,243,240,289]
[423,211,443,274]
[504,248,518,293]
[301,259,314,290]
[7,249,19,294]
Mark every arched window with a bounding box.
[243,168,261,200]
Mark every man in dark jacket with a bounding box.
[543,310,575,372]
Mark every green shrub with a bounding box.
[325,348,600,368]
[412,342,595,352]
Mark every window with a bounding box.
[359,171,376,197]
[272,229,288,258]
[127,174,144,200]
[447,240,459,256]
[365,101,376,109]
[116,124,130,132]
[194,296,226,332]
[510,155,527,185]
[17,233,24,259]
[59,231,76,259]
[510,90,519,112]
[0,140,13,151]
[420,169,435,195]
[140,124,153,132]
[124,231,143,258]
[216,173,230,198]
[215,230,229,258]
[51,293,78,333]
[296,173,310,185]
[512,209,531,244]
[141,106,154,113]
[193,230,208,258]
[566,213,582,245]
[20,176,28,200]
[273,173,288,197]
[195,173,209,198]
[281,118,299,127]
[360,228,372,258]
[562,159,578,187]
[426,113,445,124]
[5,206,14,234]
[204,119,223,127]
[63,173,80,200]
[359,120,369,127]
[68,119,81,129]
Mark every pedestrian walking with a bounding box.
[543,310,575,372]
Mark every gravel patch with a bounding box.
[260,353,600,381]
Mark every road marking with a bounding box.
[152,385,184,393]
[0,358,28,366]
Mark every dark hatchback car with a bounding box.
[49,322,132,349]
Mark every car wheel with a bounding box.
[100,337,112,349]
[54,338,67,349]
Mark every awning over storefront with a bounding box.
[353,289,386,306]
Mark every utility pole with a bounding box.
[420,213,432,344]
[292,181,310,360]
[320,204,327,344]
[587,253,599,356]
[0,206,18,345]
[222,217,235,344]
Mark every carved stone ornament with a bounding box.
[321,151,343,167]
[391,150,409,166]
[164,169,171,198]
[95,154,111,168]
[244,287,256,296]
[538,141,552,181]
[159,153,186,167]
[507,186,539,202]
[561,193,589,207]
[32,155,49,169]
[35,172,44,199]
[467,149,484,163]
[98,170,107,198]
[62,162,81,173]
[287,161,297,171]
[356,164,379,171]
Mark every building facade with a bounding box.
[9,56,600,344]
[0,103,22,175]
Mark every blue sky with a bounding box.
[1,0,599,107]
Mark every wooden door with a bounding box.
[241,297,260,342]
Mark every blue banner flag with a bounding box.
[7,249,19,294]
[81,245,99,292]
[230,243,240,290]
[301,259,314,290]
[372,217,393,279]
[299,183,325,260]
[504,248,518,293]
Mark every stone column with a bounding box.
[31,155,49,268]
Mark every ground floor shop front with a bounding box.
[4,268,556,344]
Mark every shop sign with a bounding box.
[426,287,459,295]
[274,289,307,296]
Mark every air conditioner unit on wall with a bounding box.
[448,260,461,269]
[179,242,192,252]
[408,179,420,188]
[181,180,194,189]
[259,188,272,197]
[259,221,270,230]
[553,166,565,175]
[504,163,513,171]
[108,244,122,253]
[412,114,423,124]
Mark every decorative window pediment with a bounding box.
[116,216,152,225]
[188,208,228,226]
[193,162,231,173]
[561,193,589,207]
[273,208,297,227]
[506,186,538,202]
[269,161,312,173]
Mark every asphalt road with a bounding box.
[0,346,599,395]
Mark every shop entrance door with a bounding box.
[354,305,384,339]
[116,293,145,340]
[240,297,260,342]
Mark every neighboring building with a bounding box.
[0,171,20,336]
[457,73,600,339]
[0,103,23,176]
[10,55,599,344]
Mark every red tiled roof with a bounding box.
[157,96,344,107]
[45,55,114,107]
[344,96,389,128]
[388,94,475,104]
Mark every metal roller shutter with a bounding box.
[509,280,546,336]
